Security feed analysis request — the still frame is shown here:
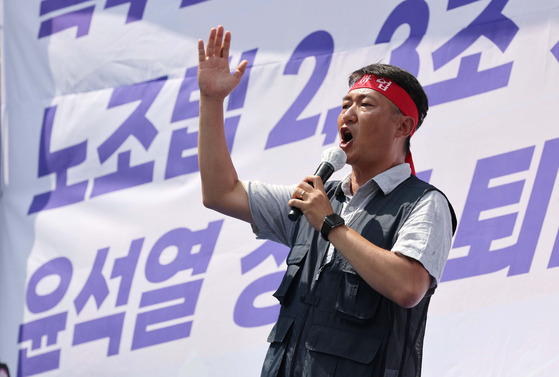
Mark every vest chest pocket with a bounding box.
[336,270,382,324]
[272,243,309,305]
[305,324,383,365]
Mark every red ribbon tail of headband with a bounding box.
[405,150,415,176]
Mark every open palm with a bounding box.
[198,26,247,100]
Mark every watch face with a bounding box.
[327,214,344,226]
[322,214,345,240]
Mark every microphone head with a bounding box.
[321,147,347,171]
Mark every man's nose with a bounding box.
[342,104,357,124]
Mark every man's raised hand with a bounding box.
[197,26,248,101]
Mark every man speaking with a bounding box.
[197,25,456,377]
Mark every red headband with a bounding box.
[349,73,419,174]
[349,73,418,126]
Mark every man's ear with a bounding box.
[397,115,416,138]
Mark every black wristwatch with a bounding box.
[321,213,345,241]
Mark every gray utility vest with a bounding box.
[261,175,457,377]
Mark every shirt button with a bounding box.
[348,206,355,211]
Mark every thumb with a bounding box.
[232,60,248,81]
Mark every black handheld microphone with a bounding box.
[288,147,347,221]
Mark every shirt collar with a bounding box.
[338,163,412,197]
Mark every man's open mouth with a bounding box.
[340,127,353,145]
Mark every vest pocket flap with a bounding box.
[305,325,382,364]
[273,244,309,304]
[286,243,309,264]
[336,271,381,320]
[267,315,294,343]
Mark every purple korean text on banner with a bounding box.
[18,313,68,377]
[29,76,167,214]
[91,76,166,197]
[227,49,258,111]
[270,1,519,151]
[171,66,200,123]
[234,241,290,328]
[25,258,73,314]
[74,248,111,315]
[132,220,223,349]
[166,116,240,179]
[166,49,256,179]
[70,239,143,357]
[375,0,429,77]
[549,230,559,269]
[321,0,427,146]
[72,313,125,356]
[28,106,88,214]
[18,258,73,376]
[447,0,483,10]
[552,41,559,62]
[111,238,143,307]
[424,0,518,105]
[74,238,142,316]
[38,0,209,38]
[321,107,340,146]
[105,0,147,23]
[415,169,433,183]
[17,220,222,374]
[144,223,220,281]
[38,0,95,39]
[265,31,334,149]
[442,137,559,281]
[131,281,203,349]
[374,0,518,105]
[180,0,209,7]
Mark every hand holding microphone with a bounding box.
[288,147,347,221]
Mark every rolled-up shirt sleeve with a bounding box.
[243,180,298,248]
[392,190,453,287]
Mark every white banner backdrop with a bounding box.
[1,0,558,376]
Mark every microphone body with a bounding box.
[288,147,346,221]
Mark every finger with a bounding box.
[307,175,325,191]
[221,30,231,59]
[300,178,315,191]
[197,39,205,63]
[206,27,217,57]
[215,25,225,56]
[288,197,304,209]
[291,188,303,200]
[232,60,248,82]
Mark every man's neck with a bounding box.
[349,161,402,195]
[349,169,377,195]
